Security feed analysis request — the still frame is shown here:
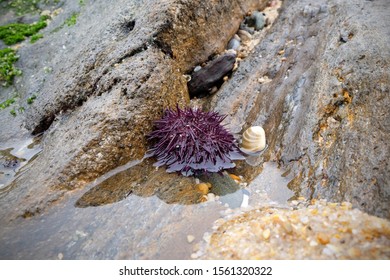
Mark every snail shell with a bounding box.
[241,126,266,153]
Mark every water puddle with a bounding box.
[0,135,42,190]
[0,150,294,259]
[246,161,295,207]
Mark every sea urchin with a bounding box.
[147,106,244,176]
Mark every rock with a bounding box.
[199,173,240,196]
[187,235,195,243]
[211,0,390,219]
[246,11,266,31]
[187,52,236,98]
[239,22,255,34]
[227,38,240,51]
[193,65,202,72]
[197,183,210,195]
[0,0,266,220]
[237,29,253,42]
[0,0,389,261]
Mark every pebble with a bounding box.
[240,22,255,34]
[228,174,241,182]
[193,65,202,72]
[207,193,216,202]
[237,29,252,42]
[187,235,195,243]
[197,200,390,259]
[258,76,272,84]
[188,52,236,98]
[227,38,240,51]
[262,228,271,240]
[246,11,266,31]
[58,253,63,260]
[197,183,210,195]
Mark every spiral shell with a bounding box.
[241,126,266,153]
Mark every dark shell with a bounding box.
[147,106,244,176]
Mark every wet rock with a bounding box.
[210,0,390,219]
[0,0,266,221]
[187,52,236,98]
[237,29,252,42]
[246,11,265,31]
[199,172,240,197]
[239,22,255,34]
[227,38,240,51]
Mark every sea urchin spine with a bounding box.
[147,106,244,176]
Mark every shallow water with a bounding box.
[0,155,294,259]
[0,134,41,190]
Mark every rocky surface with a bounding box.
[0,0,389,260]
[0,0,265,219]
[209,0,390,219]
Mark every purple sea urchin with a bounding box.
[147,106,244,176]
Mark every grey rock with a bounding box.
[211,0,390,219]
[1,0,389,261]
[227,38,240,50]
[246,11,265,31]
[0,0,267,259]
[240,21,255,34]
[187,52,236,98]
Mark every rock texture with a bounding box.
[0,0,265,219]
[210,0,390,219]
[0,0,389,260]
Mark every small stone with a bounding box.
[188,53,236,98]
[207,193,216,202]
[58,253,63,260]
[246,11,266,31]
[300,216,309,224]
[237,29,252,42]
[229,174,241,182]
[348,247,361,258]
[187,235,195,243]
[258,76,272,84]
[227,38,240,51]
[239,22,255,34]
[210,86,218,94]
[197,183,210,195]
[262,228,271,240]
[193,65,202,72]
[316,232,330,245]
[191,253,198,259]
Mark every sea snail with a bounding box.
[240,126,266,154]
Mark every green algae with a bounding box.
[0,15,49,45]
[0,48,21,86]
[30,33,43,43]
[65,12,79,26]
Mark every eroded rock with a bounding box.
[210,0,390,218]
